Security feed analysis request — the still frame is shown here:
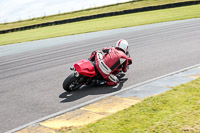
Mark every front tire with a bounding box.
[62,73,83,92]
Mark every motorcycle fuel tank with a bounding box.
[74,59,96,77]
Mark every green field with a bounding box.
[62,78,200,133]
[0,4,200,46]
[0,0,194,31]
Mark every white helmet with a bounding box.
[116,39,128,52]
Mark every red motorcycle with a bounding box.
[63,55,132,92]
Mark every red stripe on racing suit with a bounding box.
[95,47,130,86]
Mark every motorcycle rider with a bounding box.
[89,39,132,86]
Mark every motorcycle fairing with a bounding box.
[74,59,96,77]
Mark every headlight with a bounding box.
[70,66,75,71]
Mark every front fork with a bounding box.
[70,65,92,85]
[70,66,80,77]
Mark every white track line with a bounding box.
[5,63,200,133]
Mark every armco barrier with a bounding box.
[1,0,200,34]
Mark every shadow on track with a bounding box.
[59,75,128,103]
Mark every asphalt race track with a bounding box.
[0,19,200,132]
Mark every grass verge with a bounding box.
[0,4,200,46]
[61,78,200,133]
[0,0,195,31]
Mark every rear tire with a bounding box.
[62,73,83,92]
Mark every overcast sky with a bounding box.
[0,0,132,23]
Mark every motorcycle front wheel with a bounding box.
[63,73,84,92]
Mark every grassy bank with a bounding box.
[0,4,200,46]
[62,78,200,133]
[0,0,195,31]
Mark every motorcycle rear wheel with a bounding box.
[63,73,84,92]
